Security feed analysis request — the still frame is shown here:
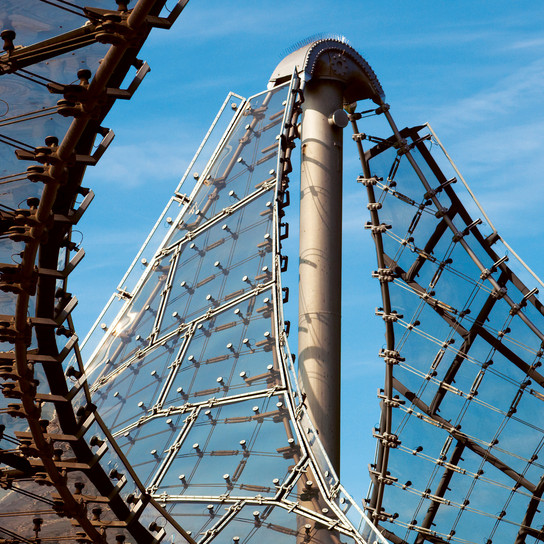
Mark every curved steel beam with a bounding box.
[0,1,190,542]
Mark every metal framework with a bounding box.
[357,119,544,544]
[1,4,544,544]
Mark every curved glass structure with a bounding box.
[356,117,544,543]
[81,73,385,544]
[2,4,544,544]
[0,1,199,542]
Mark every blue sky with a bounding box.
[73,0,544,504]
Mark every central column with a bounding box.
[298,78,344,475]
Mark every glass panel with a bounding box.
[115,412,189,488]
[0,396,30,436]
[0,291,17,320]
[0,239,25,271]
[376,153,443,258]
[206,504,299,543]
[138,502,193,544]
[158,189,275,336]
[162,289,278,407]
[166,500,363,543]
[0,41,107,185]
[155,395,298,498]
[167,85,289,244]
[175,92,245,197]
[4,2,118,44]
[91,334,184,433]
[118,197,187,294]
[298,409,338,492]
[335,485,388,543]
[0,479,77,539]
[79,293,127,365]
[424,128,496,239]
[85,254,174,383]
[166,500,229,540]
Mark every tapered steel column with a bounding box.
[298,78,344,474]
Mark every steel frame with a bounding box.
[354,114,544,542]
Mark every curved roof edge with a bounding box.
[268,37,385,104]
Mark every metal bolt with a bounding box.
[328,108,349,128]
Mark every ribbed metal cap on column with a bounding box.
[268,35,385,103]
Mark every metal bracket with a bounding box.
[74,129,115,165]
[145,0,190,29]
[106,61,150,99]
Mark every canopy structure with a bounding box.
[358,122,544,544]
[1,4,544,544]
[77,48,386,544]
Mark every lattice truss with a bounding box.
[353,111,544,543]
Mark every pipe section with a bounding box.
[298,79,344,474]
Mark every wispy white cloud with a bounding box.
[416,54,544,252]
[507,37,544,50]
[88,141,192,189]
[430,57,544,130]
[148,2,291,45]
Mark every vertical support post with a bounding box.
[298,78,344,475]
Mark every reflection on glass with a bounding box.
[92,335,183,432]
[155,395,298,498]
[162,289,278,406]
[86,255,173,382]
[167,86,287,244]
[175,92,244,198]
[158,190,275,337]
